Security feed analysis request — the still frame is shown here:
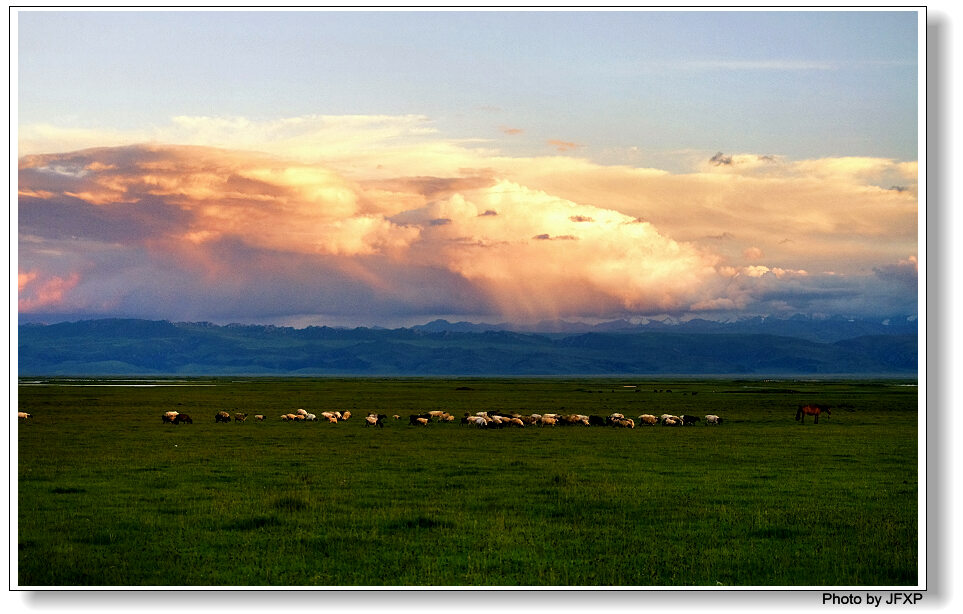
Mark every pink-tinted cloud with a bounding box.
[18,270,80,311]
[743,246,764,261]
[547,139,579,152]
[18,145,723,322]
[495,152,918,279]
[19,145,422,260]
[17,121,918,324]
[378,179,723,320]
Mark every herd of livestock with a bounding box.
[17,405,836,426]
[153,408,725,428]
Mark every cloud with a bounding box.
[688,262,916,320]
[532,233,577,241]
[19,145,422,259]
[743,247,764,260]
[380,180,724,320]
[20,114,487,182]
[17,146,722,322]
[547,139,579,152]
[873,255,918,290]
[709,152,733,166]
[494,150,917,279]
[19,270,80,311]
[17,115,919,324]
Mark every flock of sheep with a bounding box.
[21,407,725,428]
[280,409,352,423]
[162,409,356,424]
[19,407,726,430]
[451,411,723,428]
[156,408,724,428]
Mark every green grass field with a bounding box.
[16,377,919,587]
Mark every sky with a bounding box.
[15,8,922,328]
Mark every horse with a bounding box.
[795,404,831,424]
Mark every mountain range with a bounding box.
[17,316,918,376]
[410,314,918,343]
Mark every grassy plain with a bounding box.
[16,377,918,587]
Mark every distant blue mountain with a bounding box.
[18,317,918,376]
[411,315,918,343]
[412,319,513,334]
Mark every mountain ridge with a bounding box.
[409,315,918,342]
[18,317,918,376]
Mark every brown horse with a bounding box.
[795,404,831,424]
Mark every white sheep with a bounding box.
[466,416,487,428]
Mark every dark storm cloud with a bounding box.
[707,266,919,319]
[873,258,918,291]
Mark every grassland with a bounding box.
[16,377,918,587]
